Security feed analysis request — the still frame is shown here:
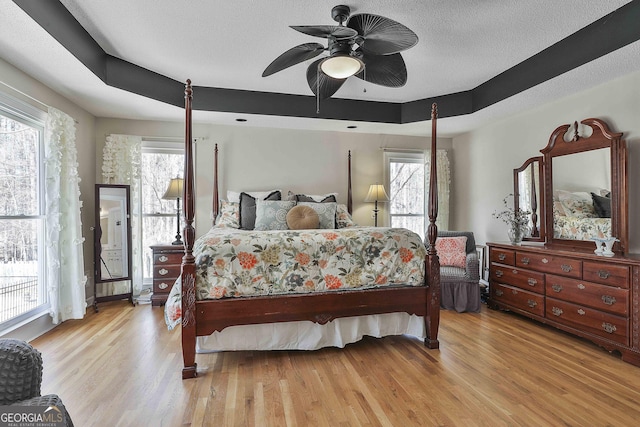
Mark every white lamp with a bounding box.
[162,177,184,245]
[364,184,390,227]
[320,54,364,79]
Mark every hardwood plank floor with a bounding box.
[30,301,640,426]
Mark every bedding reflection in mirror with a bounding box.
[551,148,611,240]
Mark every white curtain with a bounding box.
[102,134,143,295]
[424,149,451,231]
[44,107,86,324]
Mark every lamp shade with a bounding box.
[320,54,364,79]
[364,184,390,203]
[162,178,184,200]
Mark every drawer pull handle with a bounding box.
[512,269,518,275]
[602,323,617,334]
[577,309,586,315]
[159,255,169,263]
[527,299,537,308]
[601,295,617,306]
[542,258,549,264]
[495,289,504,297]
[598,270,610,279]
[511,289,519,295]
[577,283,585,290]
[521,257,530,265]
[498,253,506,261]
[527,278,537,286]
[159,268,169,276]
[552,307,563,316]
[158,282,169,290]
[560,264,573,273]
[495,270,504,278]
[551,284,563,292]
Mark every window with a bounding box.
[0,101,46,330]
[140,142,184,284]
[385,152,425,237]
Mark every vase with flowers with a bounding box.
[493,194,531,245]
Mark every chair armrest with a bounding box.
[465,252,480,281]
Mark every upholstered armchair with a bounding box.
[0,339,74,427]
[435,231,481,313]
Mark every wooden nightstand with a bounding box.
[150,244,183,306]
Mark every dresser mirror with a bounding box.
[514,156,544,242]
[94,184,133,310]
[540,118,627,254]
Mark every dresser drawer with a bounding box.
[545,274,628,316]
[153,278,176,295]
[582,261,629,288]
[490,248,515,266]
[492,283,544,317]
[491,264,545,293]
[546,298,628,345]
[515,252,581,278]
[153,251,182,266]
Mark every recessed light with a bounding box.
[236,118,247,122]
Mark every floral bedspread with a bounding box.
[554,216,612,240]
[165,227,427,329]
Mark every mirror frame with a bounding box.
[541,118,627,254]
[514,156,545,242]
[94,184,132,284]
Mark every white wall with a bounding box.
[452,69,640,252]
[95,118,452,238]
[0,57,96,339]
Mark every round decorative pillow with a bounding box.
[286,205,320,230]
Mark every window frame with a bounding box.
[384,150,426,236]
[0,91,48,332]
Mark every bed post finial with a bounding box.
[424,102,440,349]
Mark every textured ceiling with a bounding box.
[0,0,638,136]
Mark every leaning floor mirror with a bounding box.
[93,184,134,311]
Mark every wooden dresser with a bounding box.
[488,242,640,367]
[150,244,183,306]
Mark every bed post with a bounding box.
[181,80,198,378]
[424,103,441,349]
[347,150,353,214]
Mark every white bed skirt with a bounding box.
[196,313,426,352]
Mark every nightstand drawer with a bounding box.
[153,278,176,294]
[154,252,182,265]
[153,264,181,280]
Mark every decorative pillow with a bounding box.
[294,193,338,203]
[591,192,612,218]
[228,189,280,203]
[435,236,467,268]
[336,203,357,228]
[557,190,597,218]
[239,190,281,230]
[254,200,296,230]
[214,201,240,228]
[286,205,320,230]
[297,202,337,229]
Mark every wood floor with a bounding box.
[30,301,640,427]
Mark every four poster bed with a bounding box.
[173,80,441,379]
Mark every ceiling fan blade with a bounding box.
[347,14,418,55]
[306,58,347,99]
[291,25,357,39]
[355,52,407,87]
[262,43,325,77]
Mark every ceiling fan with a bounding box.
[262,5,419,100]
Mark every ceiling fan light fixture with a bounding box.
[320,54,364,79]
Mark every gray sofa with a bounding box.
[436,230,481,313]
[0,339,73,426]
